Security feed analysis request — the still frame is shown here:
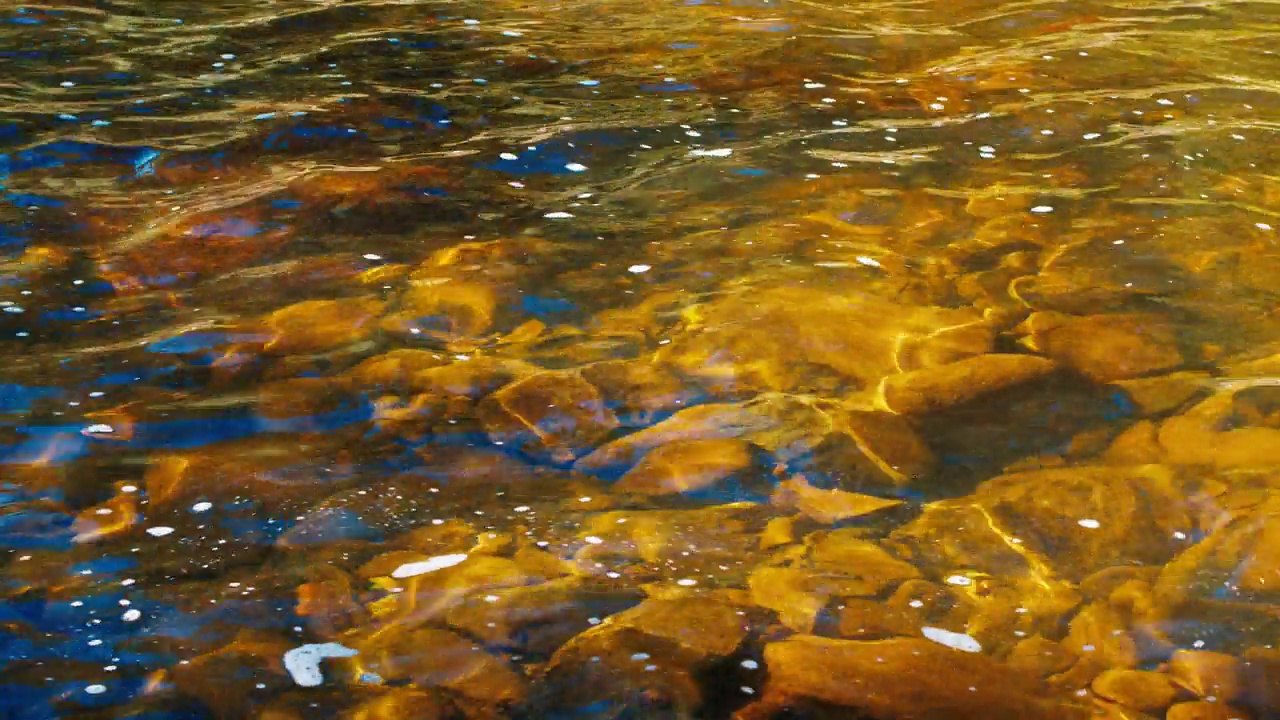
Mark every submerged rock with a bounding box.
[476,369,619,464]
[874,353,1057,415]
[740,635,1089,720]
[1019,311,1184,382]
[613,438,756,496]
[264,297,384,355]
[659,285,993,393]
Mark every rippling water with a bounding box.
[5,1,1280,718]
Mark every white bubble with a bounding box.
[565,163,588,172]
[121,609,142,622]
[85,684,107,695]
[1030,205,1054,214]
[146,526,175,537]
[945,574,972,586]
[689,148,733,158]
[627,264,652,274]
[584,536,604,545]
[1078,518,1101,529]
[544,211,574,219]
[191,502,213,513]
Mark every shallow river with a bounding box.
[3,0,1280,718]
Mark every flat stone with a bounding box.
[1169,650,1247,703]
[1091,669,1182,713]
[613,438,754,496]
[751,635,1089,719]
[658,285,993,394]
[875,353,1057,415]
[351,627,526,704]
[771,475,904,524]
[1112,372,1210,416]
[1020,312,1183,383]
[476,370,619,464]
[1165,701,1253,720]
[264,297,384,355]
[834,599,920,639]
[1158,391,1280,470]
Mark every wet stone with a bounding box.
[1165,701,1254,720]
[1020,311,1184,383]
[1009,237,1187,314]
[444,577,643,655]
[1090,669,1183,713]
[874,353,1058,415]
[744,635,1090,720]
[349,627,527,705]
[1169,650,1247,704]
[476,369,619,464]
[613,437,757,496]
[890,464,1192,582]
[264,297,385,355]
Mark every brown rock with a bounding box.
[342,689,454,720]
[889,464,1191,582]
[344,349,448,390]
[1101,420,1164,465]
[1009,237,1186,314]
[445,577,642,654]
[771,475,904,524]
[1090,669,1182,713]
[1242,646,1280,716]
[1165,701,1253,720]
[398,279,498,336]
[752,635,1089,719]
[476,370,619,463]
[1111,372,1210,416]
[1007,636,1077,678]
[834,599,920,639]
[839,409,936,486]
[264,297,384,355]
[1020,312,1183,383]
[875,353,1057,415]
[1158,391,1280,470]
[658,285,993,393]
[610,597,752,658]
[807,530,921,590]
[1169,650,1246,703]
[613,438,754,496]
[353,627,526,704]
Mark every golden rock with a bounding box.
[445,577,642,654]
[395,278,499,337]
[1091,669,1184,713]
[1007,635,1078,678]
[578,358,691,424]
[613,438,753,496]
[771,475,904,524]
[1169,650,1247,703]
[476,370,619,464]
[342,688,454,720]
[833,599,921,639]
[1111,372,1210,416]
[1010,238,1186,314]
[410,356,539,398]
[264,297,384,355]
[353,627,526,704]
[1101,421,1164,465]
[890,464,1191,582]
[744,635,1090,720]
[1020,312,1183,382]
[875,353,1057,415]
[1158,391,1280,470]
[1165,701,1254,720]
[344,349,448,390]
[659,285,992,393]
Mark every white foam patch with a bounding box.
[283,643,358,687]
[390,553,469,579]
[922,626,982,653]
